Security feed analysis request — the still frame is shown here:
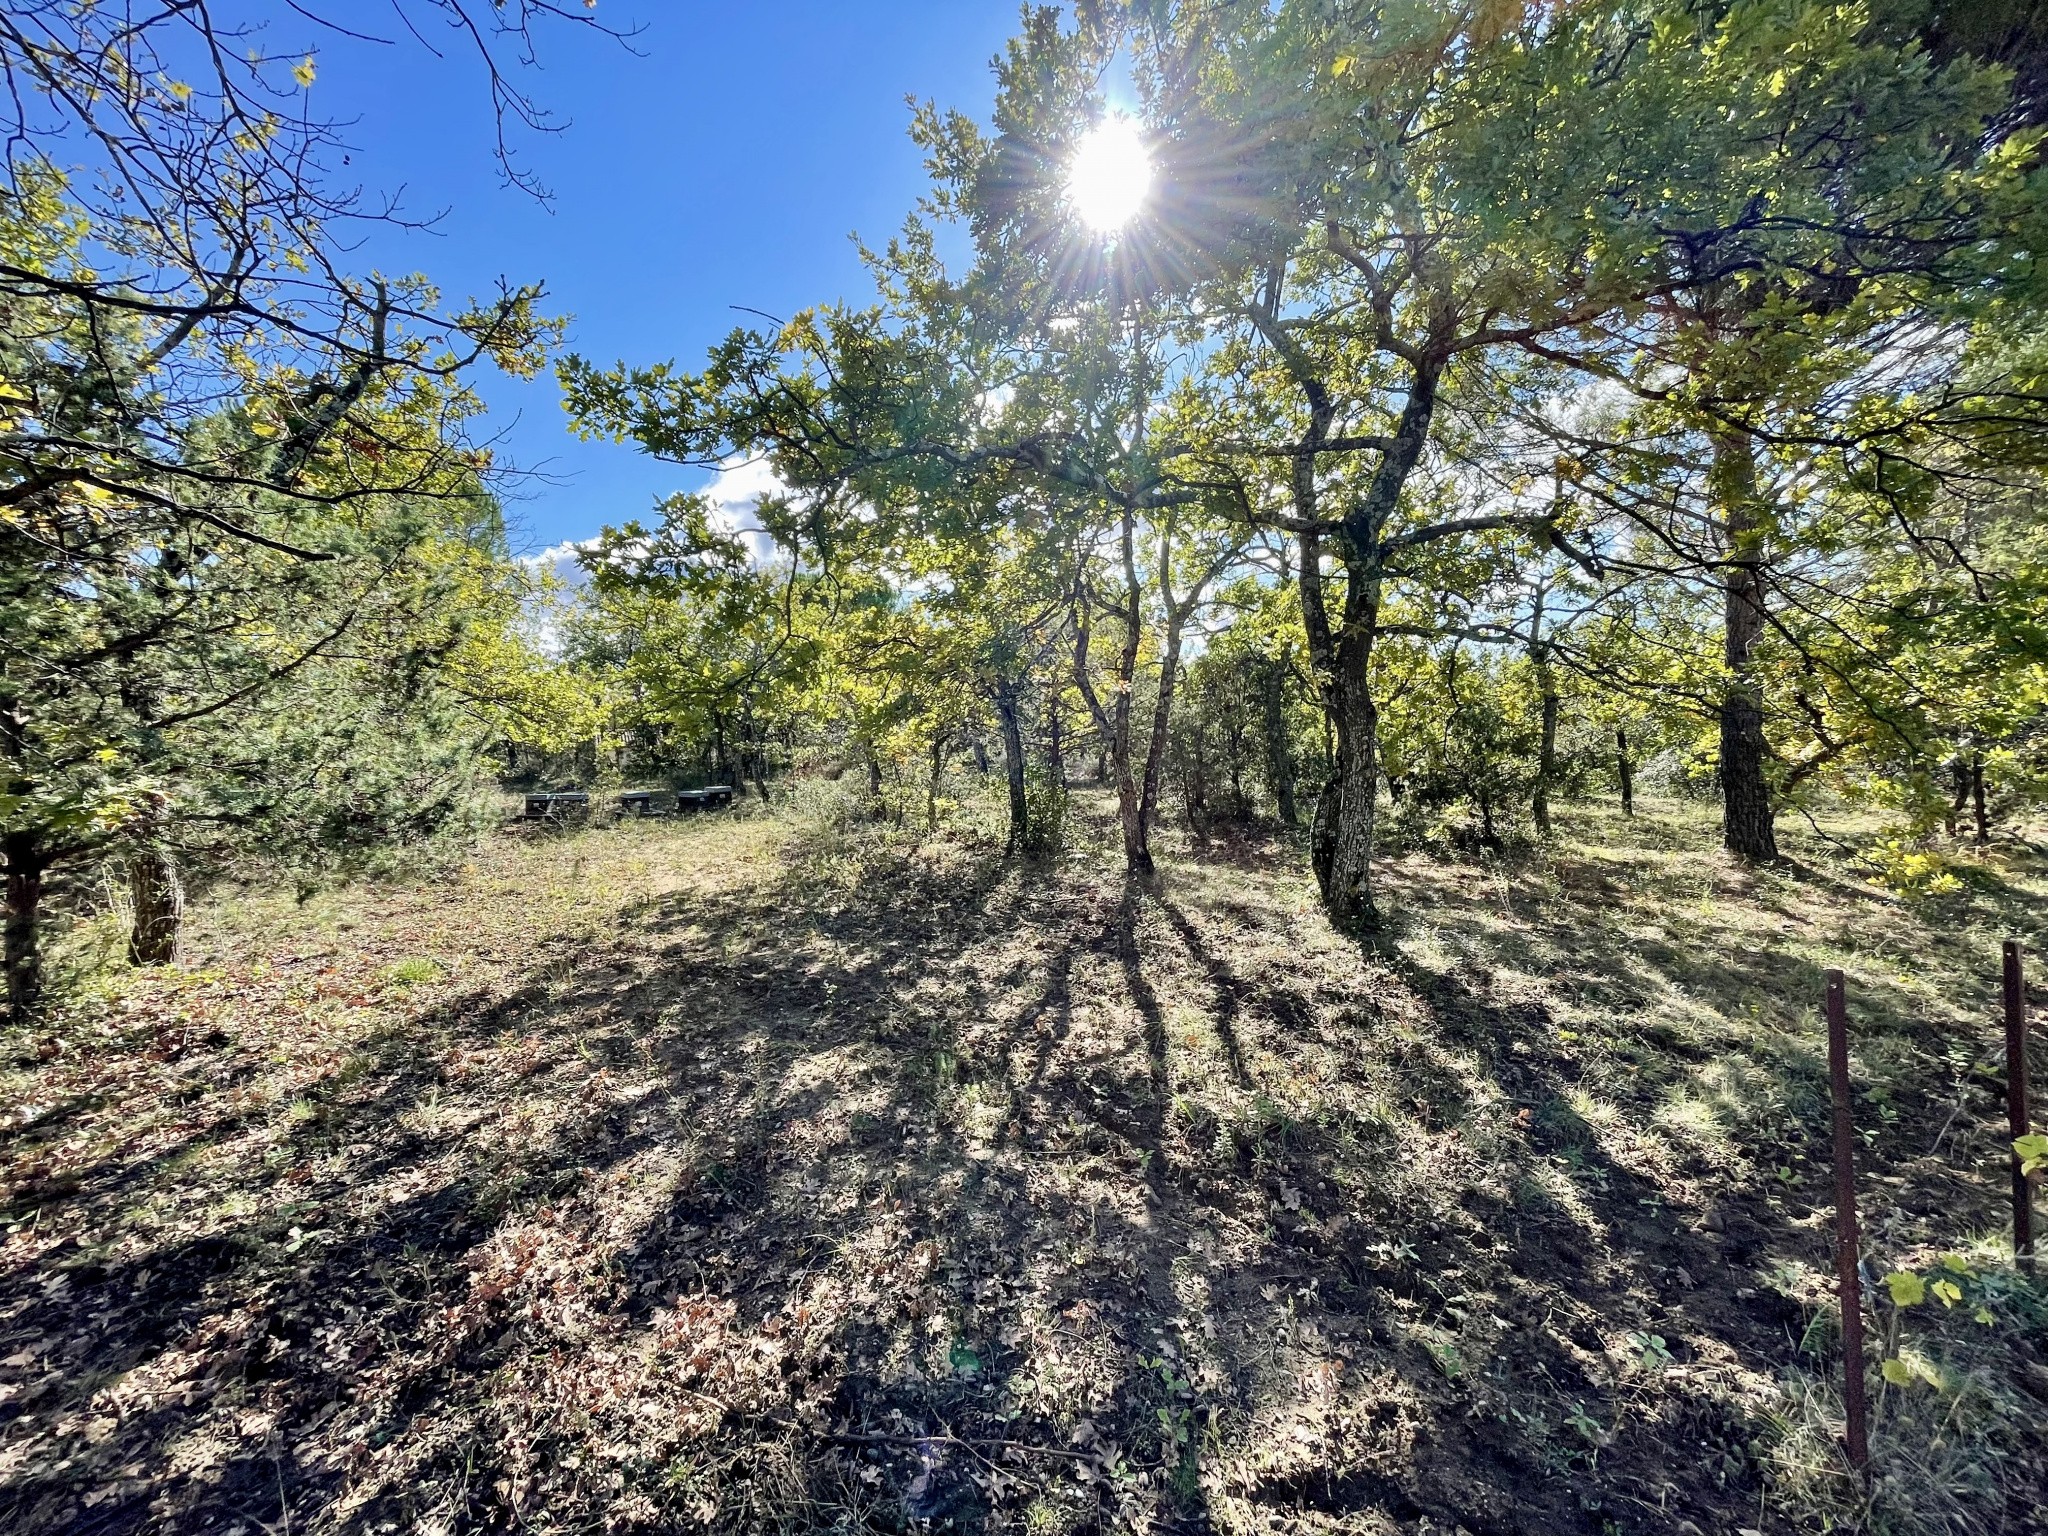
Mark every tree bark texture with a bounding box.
[995,682,1030,855]
[128,847,183,966]
[1297,351,1441,934]
[1320,608,1382,932]
[1136,611,1187,861]
[1714,434,1779,861]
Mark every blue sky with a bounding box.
[302,4,1021,559]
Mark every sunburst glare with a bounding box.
[1067,115,1152,233]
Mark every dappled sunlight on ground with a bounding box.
[2,795,2043,1534]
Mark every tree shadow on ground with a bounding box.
[2,800,2043,1535]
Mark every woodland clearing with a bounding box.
[2,789,2043,1536]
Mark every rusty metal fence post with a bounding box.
[2007,941,2034,1268]
[1825,969,1870,1472]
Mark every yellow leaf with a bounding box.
[1939,1254,1969,1274]
[1882,1271,1924,1307]
[292,56,317,89]
[1880,1358,1913,1387]
[1333,56,1356,78]
[1972,1307,1995,1325]
[168,80,192,103]
[1930,1279,1962,1308]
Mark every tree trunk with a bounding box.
[1616,725,1635,817]
[926,730,947,832]
[1529,575,1557,838]
[1972,753,1989,845]
[1533,656,1558,838]
[1299,530,1343,907]
[1294,348,1441,935]
[1714,434,1778,861]
[128,847,183,967]
[748,719,770,803]
[1046,695,1063,788]
[971,738,989,775]
[1320,609,1382,933]
[1071,572,1153,878]
[1113,756,1150,872]
[1720,698,1775,857]
[996,683,1030,855]
[4,832,45,1021]
[1135,612,1188,864]
[1262,656,1298,827]
[1310,778,1339,902]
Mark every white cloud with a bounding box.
[515,541,595,659]
[517,457,790,602]
[522,537,599,591]
[701,456,788,565]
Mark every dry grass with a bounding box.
[1,789,2044,1535]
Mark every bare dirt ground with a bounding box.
[2,793,2044,1535]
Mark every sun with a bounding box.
[1067,115,1152,233]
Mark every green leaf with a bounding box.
[1883,1270,1925,1307]
[1880,1358,1914,1387]
[2017,1133,2048,1176]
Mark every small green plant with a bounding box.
[1565,1404,1606,1446]
[1420,1330,1464,1379]
[383,956,443,988]
[1862,837,1963,899]
[1876,1254,1991,1388]
[1019,776,1067,855]
[1142,1351,1201,1500]
[2016,1133,2048,1179]
[1624,1330,1673,1374]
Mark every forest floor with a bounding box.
[2,789,2046,1536]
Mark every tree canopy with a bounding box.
[553,0,2048,935]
